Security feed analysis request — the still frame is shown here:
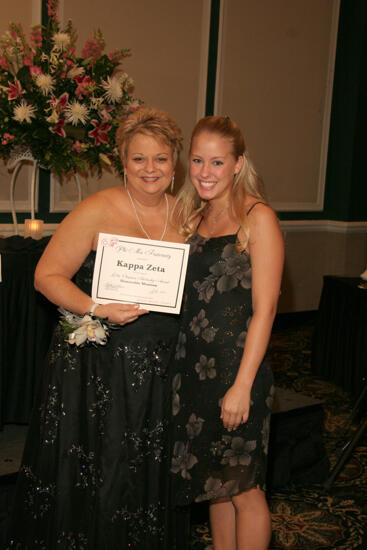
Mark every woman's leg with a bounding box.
[232,487,272,550]
[209,498,236,550]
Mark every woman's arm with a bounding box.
[220,204,284,430]
[35,192,148,325]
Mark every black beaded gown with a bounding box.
[171,232,275,506]
[6,251,186,550]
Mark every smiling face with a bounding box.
[189,131,243,204]
[125,132,175,201]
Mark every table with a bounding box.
[312,276,367,398]
[0,236,58,427]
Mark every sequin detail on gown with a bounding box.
[6,251,181,550]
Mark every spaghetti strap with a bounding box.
[246,201,265,216]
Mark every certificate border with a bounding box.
[93,236,189,313]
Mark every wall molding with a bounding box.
[0,165,39,213]
[196,0,212,120]
[49,174,82,212]
[0,223,58,238]
[280,219,367,234]
[32,0,42,25]
[265,0,340,213]
[316,0,341,212]
[213,0,225,116]
[1,219,366,239]
[214,0,341,213]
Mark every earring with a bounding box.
[123,172,127,188]
[170,174,175,193]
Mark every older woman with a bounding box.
[171,116,284,550]
[6,108,187,550]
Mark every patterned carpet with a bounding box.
[190,317,367,549]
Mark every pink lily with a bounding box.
[88,120,111,146]
[99,106,114,122]
[7,80,24,100]
[48,92,69,113]
[50,118,66,137]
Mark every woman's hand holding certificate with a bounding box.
[92,233,190,314]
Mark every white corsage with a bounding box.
[58,307,110,347]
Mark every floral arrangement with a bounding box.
[0,0,139,177]
[58,307,111,347]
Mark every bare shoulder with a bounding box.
[247,202,279,226]
[243,201,283,252]
[60,186,122,226]
[81,185,123,211]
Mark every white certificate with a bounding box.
[92,233,190,314]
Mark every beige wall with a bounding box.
[0,0,40,214]
[50,0,209,206]
[279,226,367,311]
[213,0,365,313]
[216,0,338,212]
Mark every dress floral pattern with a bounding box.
[6,251,184,550]
[171,233,275,506]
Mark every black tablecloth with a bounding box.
[0,236,58,427]
[312,276,367,398]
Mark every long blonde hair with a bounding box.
[175,116,266,250]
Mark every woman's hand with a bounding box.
[93,303,149,325]
[220,383,251,432]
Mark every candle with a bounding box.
[24,218,44,239]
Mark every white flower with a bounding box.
[13,100,36,123]
[125,77,134,89]
[101,76,122,103]
[46,110,59,124]
[90,96,104,109]
[58,309,109,347]
[35,73,55,95]
[118,72,134,88]
[68,317,107,346]
[52,32,70,51]
[99,153,111,165]
[118,72,128,83]
[67,66,85,79]
[49,52,60,67]
[65,101,89,126]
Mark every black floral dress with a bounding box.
[171,233,275,505]
[6,251,187,550]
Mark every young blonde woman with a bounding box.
[171,116,284,550]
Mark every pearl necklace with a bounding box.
[126,187,169,241]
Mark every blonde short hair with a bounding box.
[116,107,183,166]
